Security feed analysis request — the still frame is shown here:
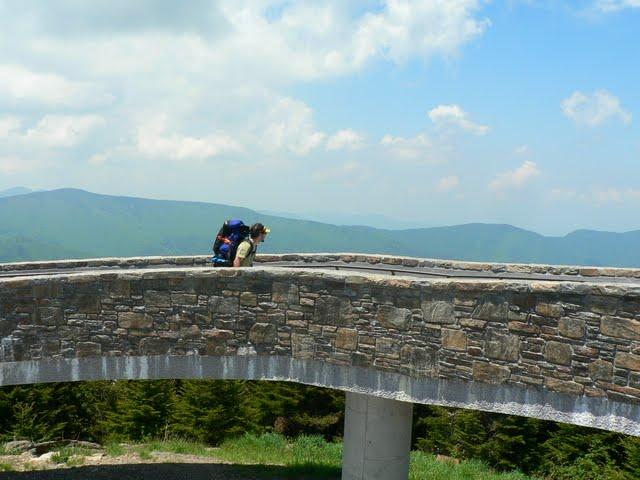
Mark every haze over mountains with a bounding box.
[1,188,639,267]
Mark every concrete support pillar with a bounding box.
[342,392,413,480]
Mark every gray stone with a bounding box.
[589,359,613,381]
[421,301,455,324]
[558,317,585,339]
[377,305,411,330]
[249,323,277,344]
[472,297,509,322]
[119,312,153,329]
[473,362,510,384]
[485,329,520,362]
[545,341,573,366]
[76,342,101,357]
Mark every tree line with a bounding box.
[0,380,638,479]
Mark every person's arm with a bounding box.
[233,241,250,267]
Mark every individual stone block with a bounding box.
[589,359,613,381]
[472,297,508,322]
[442,329,467,351]
[208,296,239,315]
[558,317,585,339]
[376,337,400,358]
[292,333,314,359]
[616,352,640,371]
[473,362,510,384]
[139,337,169,355]
[335,328,358,350]
[545,377,584,395]
[76,342,101,357]
[249,323,277,344]
[377,305,411,330]
[203,329,234,340]
[35,307,64,326]
[145,290,172,307]
[119,312,153,329]
[272,282,299,304]
[601,316,640,341]
[545,341,572,366]
[400,345,436,375]
[314,296,353,327]
[421,301,455,324]
[485,329,520,361]
[240,292,257,307]
[109,280,130,298]
[170,293,197,305]
[536,302,564,319]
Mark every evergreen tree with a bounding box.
[171,380,248,445]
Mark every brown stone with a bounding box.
[545,341,572,366]
[110,280,130,298]
[76,342,101,357]
[206,341,227,356]
[616,352,640,371]
[202,328,233,340]
[536,302,564,318]
[249,323,277,344]
[460,318,487,329]
[508,321,538,334]
[546,377,584,395]
[558,317,585,339]
[601,316,640,341]
[377,305,411,330]
[473,362,510,384]
[442,329,467,351]
[589,359,613,381]
[119,312,153,329]
[421,301,455,324]
[335,328,358,350]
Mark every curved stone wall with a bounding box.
[1,259,639,435]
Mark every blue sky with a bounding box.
[0,0,638,235]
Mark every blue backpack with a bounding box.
[211,219,251,266]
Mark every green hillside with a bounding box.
[1,188,640,267]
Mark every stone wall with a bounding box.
[1,261,639,435]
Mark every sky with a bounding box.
[0,0,638,235]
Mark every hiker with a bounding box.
[233,223,269,267]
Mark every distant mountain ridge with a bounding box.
[1,188,639,267]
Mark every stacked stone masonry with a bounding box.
[1,256,639,411]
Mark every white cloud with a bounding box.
[261,97,326,155]
[515,145,531,156]
[489,160,540,190]
[326,129,365,151]
[0,65,113,108]
[594,0,640,12]
[24,115,105,147]
[428,104,489,135]
[137,114,241,161]
[561,90,632,127]
[436,175,459,191]
[0,116,22,138]
[380,133,443,163]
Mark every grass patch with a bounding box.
[409,452,535,480]
[51,447,91,467]
[0,463,14,472]
[97,434,537,479]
